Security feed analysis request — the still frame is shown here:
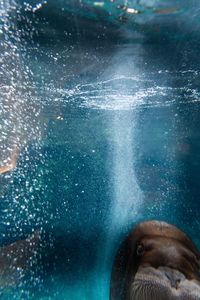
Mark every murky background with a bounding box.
[0,0,200,299]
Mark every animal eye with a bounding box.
[136,244,145,256]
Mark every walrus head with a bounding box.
[110,220,200,300]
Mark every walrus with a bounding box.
[110,220,200,299]
[0,231,41,288]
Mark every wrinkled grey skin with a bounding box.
[110,221,200,300]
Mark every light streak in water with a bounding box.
[102,47,144,235]
[110,110,142,230]
[94,49,144,300]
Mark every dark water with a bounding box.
[0,1,200,299]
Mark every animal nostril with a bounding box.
[175,279,181,289]
[163,268,183,289]
[136,244,145,256]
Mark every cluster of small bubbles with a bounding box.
[23,1,47,13]
[32,70,200,111]
[0,1,49,298]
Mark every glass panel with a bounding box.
[0,1,200,299]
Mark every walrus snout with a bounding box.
[134,266,186,290]
[131,266,200,299]
[110,220,200,300]
[135,235,200,280]
[160,266,186,288]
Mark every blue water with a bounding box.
[0,1,200,299]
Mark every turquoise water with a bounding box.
[1,1,200,299]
